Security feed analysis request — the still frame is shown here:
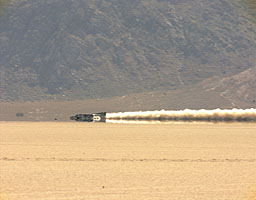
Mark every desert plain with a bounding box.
[0,122,256,200]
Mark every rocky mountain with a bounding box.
[0,0,256,102]
[202,66,256,106]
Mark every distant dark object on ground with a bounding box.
[16,112,24,117]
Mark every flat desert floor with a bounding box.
[0,122,256,200]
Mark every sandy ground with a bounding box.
[0,122,256,200]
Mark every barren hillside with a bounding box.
[0,0,255,102]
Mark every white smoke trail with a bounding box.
[106,119,210,124]
[106,108,256,122]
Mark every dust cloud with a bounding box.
[106,108,256,122]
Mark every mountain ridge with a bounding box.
[0,0,256,104]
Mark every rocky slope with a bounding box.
[0,0,256,102]
[202,66,256,107]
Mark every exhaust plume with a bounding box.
[106,108,256,122]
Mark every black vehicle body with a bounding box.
[70,112,106,122]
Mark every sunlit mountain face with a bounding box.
[0,0,8,17]
[243,0,256,11]
[240,0,256,20]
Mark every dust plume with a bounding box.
[106,108,256,122]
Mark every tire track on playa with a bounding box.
[1,157,256,163]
